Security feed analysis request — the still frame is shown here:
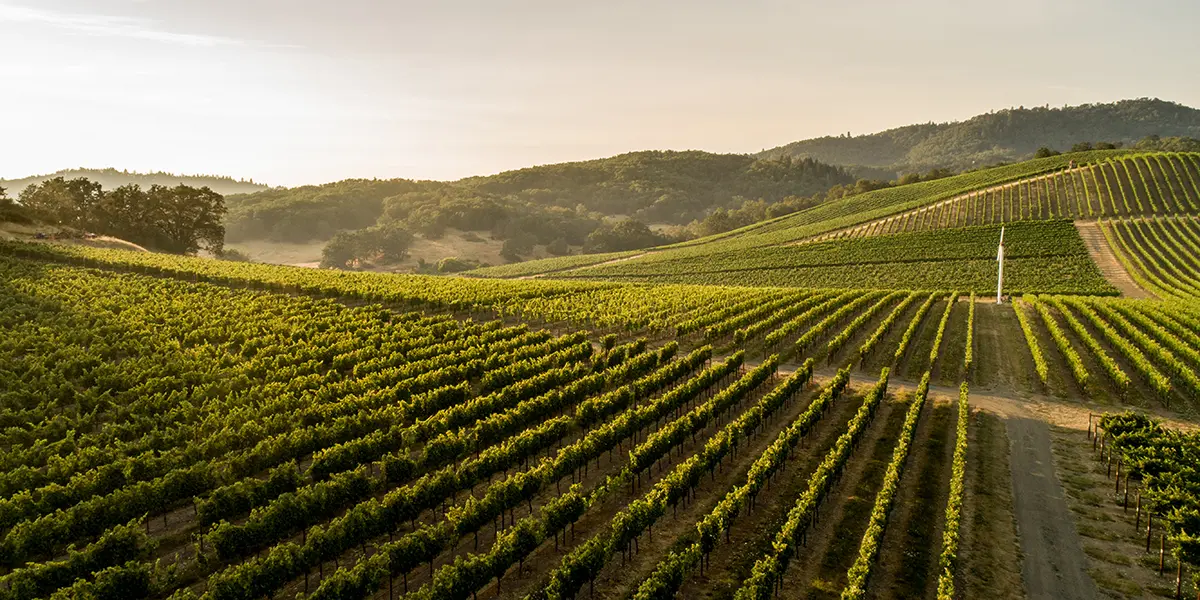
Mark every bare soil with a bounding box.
[958,410,1025,600]
[676,387,867,599]
[1074,221,1154,299]
[866,398,955,600]
[776,393,910,600]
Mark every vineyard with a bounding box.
[1099,215,1200,300]
[803,152,1200,243]
[545,221,1117,294]
[461,151,1200,286]
[0,247,993,600]
[7,144,1200,599]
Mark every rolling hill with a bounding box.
[223,151,853,245]
[9,104,1200,600]
[0,168,268,197]
[466,149,1200,299]
[758,98,1200,177]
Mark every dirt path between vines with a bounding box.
[811,370,1098,600]
[1074,220,1153,299]
[1005,414,1099,600]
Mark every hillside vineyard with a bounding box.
[6,150,1200,600]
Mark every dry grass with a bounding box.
[1050,424,1195,599]
[227,228,560,270]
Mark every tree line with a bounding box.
[15,177,226,255]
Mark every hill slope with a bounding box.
[468,150,1200,296]
[469,150,1127,279]
[1,168,268,197]
[224,151,854,244]
[758,99,1200,176]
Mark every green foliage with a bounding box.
[759,98,1200,173]
[584,219,670,253]
[320,224,415,269]
[18,177,226,254]
[963,293,976,372]
[492,150,1129,281]
[842,372,931,599]
[634,361,834,600]
[1133,135,1200,152]
[435,257,482,273]
[215,248,252,262]
[225,151,853,246]
[0,187,32,224]
[736,367,892,600]
[1013,298,1049,385]
[0,168,265,198]
[555,220,1117,295]
[1097,411,1200,576]
[1028,296,1089,392]
[936,382,969,600]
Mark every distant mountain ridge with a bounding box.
[1,168,269,197]
[758,98,1200,177]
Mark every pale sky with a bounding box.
[3,0,1199,187]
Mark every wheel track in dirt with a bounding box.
[1074,220,1153,299]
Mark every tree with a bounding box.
[373,224,415,263]
[436,257,480,273]
[583,219,668,253]
[14,178,226,254]
[216,248,252,262]
[143,184,226,254]
[1071,142,1094,152]
[321,231,363,269]
[96,184,147,240]
[545,238,570,256]
[1034,147,1060,158]
[0,186,30,224]
[501,233,537,261]
[18,177,104,228]
[319,224,414,269]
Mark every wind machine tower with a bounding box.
[996,226,1006,304]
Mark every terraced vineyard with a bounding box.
[807,152,1200,243]
[7,146,1200,600]
[1099,215,1200,300]
[464,150,1131,280]
[547,221,1116,294]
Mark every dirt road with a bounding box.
[1074,220,1153,299]
[1006,416,1098,600]
[804,369,1099,600]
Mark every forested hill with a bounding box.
[758,98,1200,177]
[225,151,853,243]
[1,168,268,197]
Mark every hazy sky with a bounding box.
[3,0,1200,186]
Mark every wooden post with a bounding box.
[1137,491,1143,530]
[1160,533,1166,575]
[1148,514,1155,553]
[1176,559,1183,599]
